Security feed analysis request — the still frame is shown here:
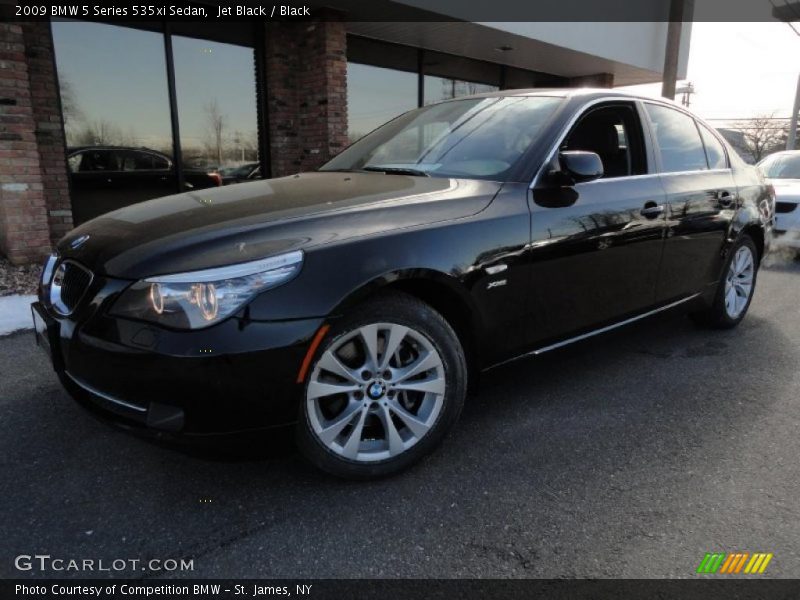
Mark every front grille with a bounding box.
[775,201,798,214]
[51,260,93,315]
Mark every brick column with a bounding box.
[264,18,348,177]
[0,23,51,264]
[22,22,72,245]
[0,21,70,264]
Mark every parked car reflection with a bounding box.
[219,162,261,185]
[67,146,222,225]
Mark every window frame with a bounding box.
[695,120,731,170]
[641,100,730,175]
[119,149,174,172]
[530,97,660,190]
[559,102,649,180]
[72,148,122,173]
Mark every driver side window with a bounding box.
[562,104,647,179]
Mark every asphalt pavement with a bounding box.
[2,254,799,579]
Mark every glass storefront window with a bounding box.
[52,21,176,224]
[423,51,500,104]
[423,76,499,104]
[347,63,418,143]
[172,36,259,187]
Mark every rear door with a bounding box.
[643,102,737,303]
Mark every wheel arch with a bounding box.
[742,223,765,262]
[329,269,484,381]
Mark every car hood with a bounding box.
[58,171,501,279]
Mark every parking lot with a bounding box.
[1,256,799,579]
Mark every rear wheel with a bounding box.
[296,293,467,479]
[690,234,758,329]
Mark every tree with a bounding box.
[204,99,226,166]
[71,119,137,147]
[731,113,789,163]
[59,79,83,126]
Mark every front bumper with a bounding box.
[33,276,325,437]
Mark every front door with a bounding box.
[526,102,667,346]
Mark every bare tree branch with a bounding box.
[731,113,789,163]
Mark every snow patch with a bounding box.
[0,295,37,336]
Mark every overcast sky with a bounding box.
[620,22,800,123]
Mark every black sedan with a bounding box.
[34,90,772,478]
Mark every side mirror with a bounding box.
[533,151,603,208]
[556,150,604,184]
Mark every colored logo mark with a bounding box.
[696,552,773,574]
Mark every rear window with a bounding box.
[645,103,708,173]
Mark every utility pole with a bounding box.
[788,73,800,150]
[661,0,688,100]
[676,82,695,107]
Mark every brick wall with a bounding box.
[264,19,348,177]
[0,21,70,265]
[0,23,51,265]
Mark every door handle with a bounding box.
[717,190,735,208]
[640,202,665,218]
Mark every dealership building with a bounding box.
[0,5,690,264]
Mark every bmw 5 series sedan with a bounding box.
[33,89,772,478]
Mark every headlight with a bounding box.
[110,250,303,329]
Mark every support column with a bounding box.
[264,18,348,177]
[0,23,51,264]
[21,22,72,245]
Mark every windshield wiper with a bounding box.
[362,166,430,177]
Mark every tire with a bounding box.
[690,234,759,329]
[296,292,467,479]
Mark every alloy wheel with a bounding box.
[306,323,446,463]
[724,245,755,319]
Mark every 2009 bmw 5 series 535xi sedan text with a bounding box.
[32,89,773,478]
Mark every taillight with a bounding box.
[209,172,222,186]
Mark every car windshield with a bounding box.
[759,153,800,179]
[321,96,563,181]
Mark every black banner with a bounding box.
[3,579,800,600]
[0,0,792,22]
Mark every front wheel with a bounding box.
[690,234,758,329]
[296,293,467,479]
